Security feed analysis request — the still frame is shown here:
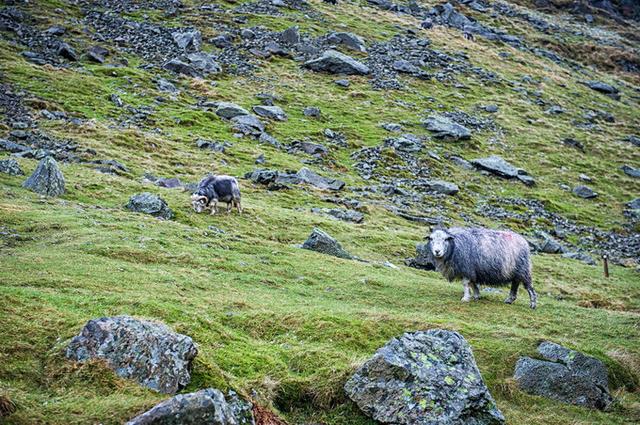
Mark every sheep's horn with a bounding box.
[191,194,207,202]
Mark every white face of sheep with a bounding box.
[428,229,453,259]
[191,194,207,213]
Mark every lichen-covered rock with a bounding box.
[126,192,174,219]
[66,316,197,394]
[22,156,65,197]
[302,228,352,259]
[125,389,254,425]
[0,158,24,175]
[514,341,613,410]
[345,329,504,424]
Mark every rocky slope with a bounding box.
[0,0,639,424]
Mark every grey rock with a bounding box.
[573,185,597,199]
[312,208,364,223]
[231,115,265,135]
[335,79,350,87]
[583,81,620,100]
[216,102,249,119]
[303,106,321,118]
[388,133,422,152]
[0,139,30,153]
[252,105,287,121]
[483,104,499,113]
[423,115,471,140]
[392,59,420,74]
[155,177,183,189]
[562,251,596,265]
[67,316,197,394]
[381,122,402,132]
[186,52,221,75]
[471,156,533,185]
[302,228,352,259]
[345,329,505,424]
[535,231,563,254]
[172,30,202,50]
[408,241,436,270]
[297,167,345,190]
[627,198,640,209]
[157,79,178,93]
[291,141,328,156]
[22,156,65,197]
[625,135,640,147]
[421,179,459,195]
[304,50,370,75]
[0,158,24,175]
[163,59,198,77]
[514,341,613,410]
[621,165,640,178]
[86,45,109,63]
[126,192,174,219]
[545,105,565,114]
[280,26,300,45]
[126,389,254,425]
[326,32,366,52]
[57,42,77,61]
[450,155,473,170]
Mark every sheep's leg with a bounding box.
[472,283,481,301]
[236,199,242,214]
[461,279,471,302]
[523,278,537,310]
[505,281,519,304]
[209,200,218,215]
[226,202,231,214]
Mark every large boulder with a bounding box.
[582,81,620,100]
[302,228,352,259]
[66,316,198,394]
[345,329,505,424]
[407,241,436,270]
[0,158,24,176]
[303,50,370,75]
[514,341,613,410]
[172,30,202,50]
[126,193,174,219]
[22,156,65,197]
[163,59,199,77]
[126,389,254,425]
[471,156,534,186]
[423,115,471,140]
[231,115,265,136]
[186,52,221,75]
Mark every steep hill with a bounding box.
[1,0,639,424]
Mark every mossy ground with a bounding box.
[1,0,639,424]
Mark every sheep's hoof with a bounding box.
[473,295,480,301]
[461,297,471,302]
[504,297,516,304]
[529,302,537,309]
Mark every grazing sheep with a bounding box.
[427,227,537,309]
[191,175,242,215]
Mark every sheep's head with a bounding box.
[426,229,453,259]
[191,194,208,213]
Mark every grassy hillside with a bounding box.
[1,0,639,424]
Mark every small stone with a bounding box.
[621,165,640,178]
[335,79,350,87]
[423,114,471,140]
[0,158,24,176]
[302,228,352,259]
[573,185,597,199]
[303,106,321,118]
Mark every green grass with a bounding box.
[1,0,640,424]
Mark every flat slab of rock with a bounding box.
[312,207,364,223]
[126,193,174,219]
[66,316,198,394]
[22,156,65,197]
[304,50,370,75]
[471,155,534,186]
[345,329,505,424]
[302,228,352,259]
[419,179,459,195]
[423,115,471,140]
[252,105,287,121]
[216,102,249,119]
[583,81,620,100]
[621,165,640,178]
[573,185,597,199]
[297,167,345,191]
[514,341,613,410]
[0,158,24,175]
[126,389,254,425]
[326,32,367,52]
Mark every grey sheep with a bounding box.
[427,227,537,309]
[191,175,242,215]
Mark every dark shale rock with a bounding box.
[231,115,265,136]
[621,165,640,178]
[216,102,249,119]
[186,52,221,75]
[423,114,471,140]
[172,29,202,50]
[67,316,197,394]
[302,227,352,259]
[22,156,65,197]
[471,156,534,185]
[407,241,436,270]
[125,389,254,425]
[126,192,174,219]
[562,251,596,265]
[0,139,30,153]
[326,31,367,52]
[514,341,613,410]
[419,179,459,195]
[573,185,597,199]
[297,167,345,191]
[304,50,370,75]
[163,59,198,77]
[312,207,364,223]
[303,106,321,118]
[0,158,24,175]
[345,329,505,424]
[252,105,287,121]
[57,42,77,61]
[582,81,620,100]
[86,45,109,63]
